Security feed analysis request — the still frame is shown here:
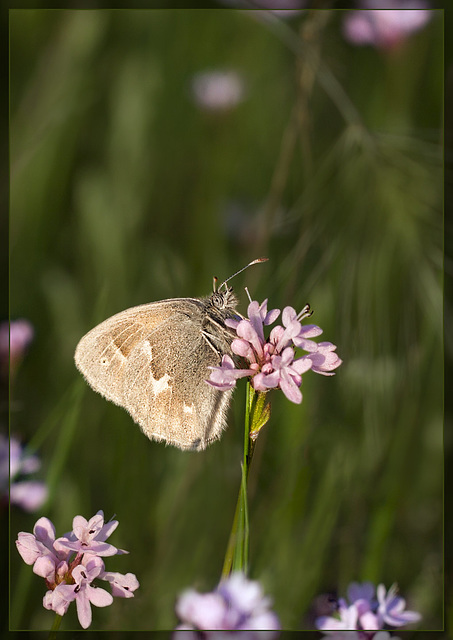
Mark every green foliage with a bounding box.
[9,9,442,631]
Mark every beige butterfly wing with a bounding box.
[74,299,233,450]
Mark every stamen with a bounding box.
[297,304,312,321]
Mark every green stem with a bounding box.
[48,613,62,640]
[221,382,255,579]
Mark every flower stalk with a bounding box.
[214,296,340,580]
[48,613,62,640]
[222,382,271,579]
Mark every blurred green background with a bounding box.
[8,8,443,631]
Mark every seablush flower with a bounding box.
[54,511,122,557]
[175,571,280,633]
[100,571,140,598]
[343,1,432,50]
[191,70,245,111]
[376,583,422,628]
[315,581,420,638]
[207,298,341,404]
[70,556,114,629]
[16,511,139,629]
[16,516,69,573]
[0,318,34,377]
[1,433,47,512]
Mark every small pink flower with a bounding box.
[43,582,77,617]
[72,556,114,629]
[191,70,246,111]
[315,581,421,634]
[55,511,121,557]
[207,298,341,404]
[99,571,140,598]
[343,1,432,50]
[2,434,47,512]
[175,571,280,631]
[376,583,422,627]
[0,319,34,377]
[16,517,68,570]
[16,512,139,629]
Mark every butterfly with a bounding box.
[74,259,266,451]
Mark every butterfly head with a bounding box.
[209,285,238,312]
[210,257,268,314]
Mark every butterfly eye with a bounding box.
[211,292,225,308]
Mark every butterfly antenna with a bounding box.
[219,257,268,290]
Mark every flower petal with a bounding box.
[87,585,114,608]
[76,592,93,629]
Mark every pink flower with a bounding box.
[43,582,77,617]
[191,70,246,111]
[55,511,122,557]
[71,556,114,629]
[343,1,433,50]
[16,512,139,629]
[175,571,280,632]
[99,571,140,598]
[0,319,34,377]
[315,581,421,634]
[16,517,69,573]
[207,298,341,404]
[376,583,422,627]
[2,434,47,512]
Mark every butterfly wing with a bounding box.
[74,299,233,450]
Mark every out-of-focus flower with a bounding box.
[16,511,139,629]
[376,583,422,628]
[191,70,246,112]
[343,1,433,50]
[0,319,34,378]
[1,433,47,512]
[315,581,421,638]
[207,298,341,405]
[175,571,280,634]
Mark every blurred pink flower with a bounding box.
[1,434,47,512]
[315,581,421,635]
[175,571,280,632]
[0,319,34,377]
[191,70,246,111]
[343,2,432,50]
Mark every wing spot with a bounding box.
[152,373,171,395]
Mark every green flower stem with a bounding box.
[221,383,270,579]
[48,613,62,640]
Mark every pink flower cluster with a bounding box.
[16,511,139,629]
[343,0,433,50]
[316,581,421,638]
[175,571,280,634]
[208,299,341,404]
